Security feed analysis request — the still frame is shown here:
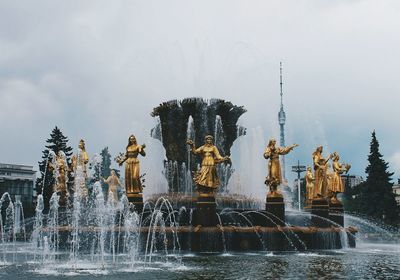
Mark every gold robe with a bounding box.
[331,161,345,193]
[125,145,145,193]
[264,146,292,185]
[192,145,224,189]
[313,153,328,198]
[104,175,121,203]
[305,169,315,201]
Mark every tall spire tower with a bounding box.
[278,62,287,182]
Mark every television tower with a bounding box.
[278,62,287,181]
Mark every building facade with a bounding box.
[0,163,36,215]
[392,182,400,206]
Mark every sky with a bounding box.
[1,0,400,186]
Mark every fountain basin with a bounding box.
[39,225,357,252]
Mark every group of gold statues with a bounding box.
[49,135,146,205]
[261,140,350,205]
[49,132,350,208]
[307,146,351,205]
[185,135,350,207]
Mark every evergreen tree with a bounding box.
[35,126,73,213]
[356,131,399,225]
[342,175,355,212]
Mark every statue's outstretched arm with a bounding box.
[280,144,298,155]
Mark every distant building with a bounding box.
[341,175,364,188]
[393,182,400,206]
[0,163,36,214]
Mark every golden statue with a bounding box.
[116,135,146,194]
[305,166,314,206]
[330,152,351,203]
[312,146,332,199]
[326,163,334,197]
[71,139,89,198]
[263,138,298,196]
[49,151,69,206]
[187,135,230,195]
[101,170,122,204]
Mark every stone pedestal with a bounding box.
[329,201,344,227]
[311,198,330,227]
[194,195,218,227]
[127,192,144,213]
[266,195,285,226]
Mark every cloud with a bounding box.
[0,77,61,125]
[0,0,400,183]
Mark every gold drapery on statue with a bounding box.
[263,138,298,195]
[117,135,146,194]
[330,152,351,203]
[102,170,122,203]
[187,135,229,194]
[49,151,69,205]
[312,146,331,199]
[305,166,314,204]
[71,139,89,198]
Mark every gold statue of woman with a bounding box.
[330,152,351,203]
[71,139,89,176]
[263,138,298,196]
[305,166,314,206]
[117,135,146,194]
[50,151,69,205]
[187,135,230,195]
[71,139,89,198]
[312,146,332,199]
[101,170,122,204]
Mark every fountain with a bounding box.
[0,98,398,278]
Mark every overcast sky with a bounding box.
[1,0,400,186]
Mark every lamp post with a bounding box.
[292,161,306,211]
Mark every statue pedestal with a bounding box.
[127,192,144,213]
[329,200,344,227]
[194,195,218,227]
[265,195,285,226]
[311,198,330,227]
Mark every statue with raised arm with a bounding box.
[71,139,89,198]
[305,166,315,206]
[330,152,351,203]
[312,146,332,199]
[187,135,230,195]
[263,138,298,196]
[101,170,122,204]
[116,135,146,194]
